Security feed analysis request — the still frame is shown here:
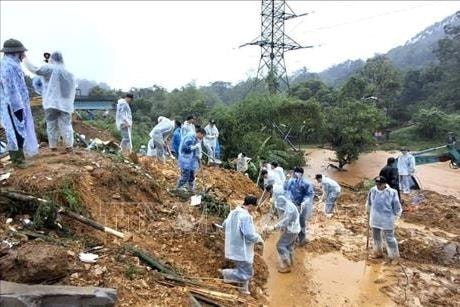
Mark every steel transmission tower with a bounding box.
[241,0,312,94]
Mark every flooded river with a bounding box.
[303,149,460,198]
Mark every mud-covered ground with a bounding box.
[260,149,459,306]
[1,147,458,306]
[0,149,266,306]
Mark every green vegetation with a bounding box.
[80,19,459,173]
[124,264,144,280]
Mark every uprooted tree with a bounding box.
[325,100,387,170]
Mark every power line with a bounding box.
[301,4,433,34]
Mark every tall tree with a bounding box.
[325,100,387,170]
[359,55,403,114]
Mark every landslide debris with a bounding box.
[0,149,264,306]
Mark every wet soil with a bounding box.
[1,147,459,306]
[304,148,460,198]
[1,149,263,306]
[261,149,460,306]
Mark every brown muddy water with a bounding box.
[303,149,460,198]
[261,149,459,306]
[262,228,396,307]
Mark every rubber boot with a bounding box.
[11,150,32,168]
[239,281,250,295]
[289,253,294,267]
[277,259,292,273]
[9,151,20,163]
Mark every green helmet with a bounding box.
[1,39,27,53]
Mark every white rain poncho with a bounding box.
[272,166,286,186]
[204,123,219,148]
[366,186,402,230]
[397,153,416,176]
[263,165,281,187]
[321,176,341,196]
[115,99,132,130]
[0,54,39,157]
[148,117,174,161]
[236,154,251,172]
[181,120,195,137]
[274,195,301,234]
[24,52,76,113]
[223,206,262,263]
[149,116,174,140]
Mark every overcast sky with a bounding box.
[1,1,459,90]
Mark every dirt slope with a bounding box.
[0,149,265,306]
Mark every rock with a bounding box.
[374,278,387,284]
[93,265,106,276]
[0,280,117,306]
[84,165,95,172]
[67,250,76,257]
[0,242,69,283]
[70,273,79,279]
[442,242,458,263]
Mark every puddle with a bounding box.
[305,253,395,307]
[263,233,396,306]
[263,234,314,306]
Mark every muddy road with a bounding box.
[260,149,459,306]
[303,149,460,198]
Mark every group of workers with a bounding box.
[114,93,222,192]
[0,39,76,168]
[0,38,449,296]
[222,148,420,295]
[221,162,344,294]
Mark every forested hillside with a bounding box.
[85,11,459,170]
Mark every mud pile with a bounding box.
[401,190,459,234]
[140,157,260,205]
[73,119,115,141]
[301,187,460,306]
[0,149,265,306]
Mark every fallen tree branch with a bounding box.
[126,245,248,304]
[60,208,126,239]
[124,245,177,276]
[0,189,128,239]
[190,293,223,307]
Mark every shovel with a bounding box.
[202,151,222,166]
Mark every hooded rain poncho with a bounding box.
[223,206,261,263]
[0,55,38,156]
[366,186,402,230]
[274,195,301,234]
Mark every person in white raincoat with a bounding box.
[270,161,286,186]
[24,51,76,152]
[397,148,416,194]
[0,39,39,167]
[203,119,219,161]
[181,115,196,137]
[366,176,402,263]
[265,184,300,273]
[315,174,341,217]
[221,195,263,295]
[115,93,133,154]
[147,116,174,162]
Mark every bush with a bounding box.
[414,107,446,139]
[413,108,460,141]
